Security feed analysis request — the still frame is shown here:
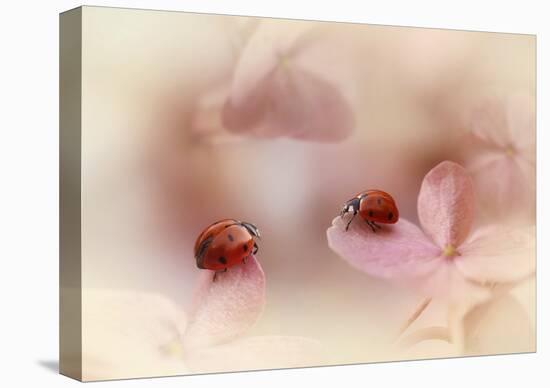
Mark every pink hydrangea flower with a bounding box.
[82,256,326,380]
[327,161,535,345]
[461,93,535,221]
[221,20,355,142]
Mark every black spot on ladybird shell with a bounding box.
[243,244,248,252]
[368,210,374,217]
[388,212,393,220]
[218,257,227,264]
[377,198,382,205]
[227,234,234,242]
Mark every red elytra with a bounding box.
[194,219,260,274]
[340,190,399,232]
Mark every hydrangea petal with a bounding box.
[510,276,536,327]
[516,155,536,187]
[82,289,187,381]
[412,262,491,317]
[470,96,510,148]
[455,224,535,284]
[463,294,535,355]
[399,329,460,360]
[505,93,535,151]
[227,20,314,106]
[465,149,504,174]
[183,255,265,351]
[188,82,229,136]
[186,336,327,373]
[472,156,534,221]
[418,161,475,248]
[468,93,535,153]
[327,216,440,279]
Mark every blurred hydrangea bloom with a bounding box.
[190,20,355,142]
[327,161,535,349]
[460,93,535,222]
[82,256,326,380]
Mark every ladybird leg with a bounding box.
[212,268,228,282]
[372,221,382,229]
[345,211,357,231]
[252,242,258,255]
[365,220,376,233]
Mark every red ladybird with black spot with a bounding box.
[340,190,399,232]
[194,219,260,278]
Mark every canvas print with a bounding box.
[60,6,536,381]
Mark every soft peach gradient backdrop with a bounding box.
[78,7,535,379]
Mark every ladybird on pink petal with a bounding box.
[327,161,534,311]
[194,219,260,279]
[339,189,400,232]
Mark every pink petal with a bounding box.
[468,155,535,222]
[326,216,441,279]
[400,267,491,356]
[469,96,511,148]
[465,149,505,175]
[510,277,536,327]
[504,93,535,152]
[468,93,535,153]
[455,224,535,284]
[188,82,229,137]
[222,22,354,142]
[182,255,266,351]
[411,262,491,316]
[515,155,536,189]
[463,294,535,355]
[185,336,327,373]
[226,20,313,106]
[82,289,188,381]
[398,326,461,360]
[417,161,475,249]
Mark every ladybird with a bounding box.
[194,219,260,280]
[340,190,399,232]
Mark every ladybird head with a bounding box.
[240,221,261,239]
[340,197,361,217]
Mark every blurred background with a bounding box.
[79,7,535,366]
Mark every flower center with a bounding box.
[160,338,184,359]
[442,244,458,258]
[505,145,516,157]
[278,54,290,69]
